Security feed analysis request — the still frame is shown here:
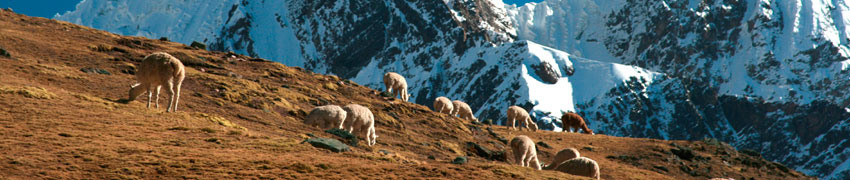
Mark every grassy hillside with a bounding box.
[0,9,810,179]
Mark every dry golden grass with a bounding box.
[0,10,811,180]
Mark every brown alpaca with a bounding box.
[561,112,594,135]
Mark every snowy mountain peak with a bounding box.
[57,0,850,178]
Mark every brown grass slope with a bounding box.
[0,10,811,180]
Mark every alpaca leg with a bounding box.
[530,155,541,170]
[172,81,182,112]
[401,89,408,101]
[154,86,161,108]
[519,152,528,167]
[146,87,153,108]
[514,150,524,166]
[164,82,175,112]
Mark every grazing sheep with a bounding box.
[383,72,410,101]
[554,157,600,180]
[433,96,453,114]
[128,52,186,112]
[510,135,541,170]
[342,104,377,146]
[506,106,538,131]
[304,105,347,130]
[561,112,594,135]
[543,148,581,170]
[451,100,478,122]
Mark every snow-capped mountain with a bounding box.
[57,0,850,178]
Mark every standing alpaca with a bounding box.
[510,135,541,170]
[383,72,410,101]
[451,100,478,122]
[561,112,594,135]
[304,105,347,130]
[554,157,600,180]
[342,104,377,146]
[433,96,454,114]
[543,148,581,170]
[506,106,538,131]
[128,52,185,112]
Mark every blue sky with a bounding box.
[0,0,81,18]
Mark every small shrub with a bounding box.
[0,86,56,99]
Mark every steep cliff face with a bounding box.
[506,0,850,179]
[56,0,850,178]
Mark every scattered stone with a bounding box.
[653,165,669,172]
[58,133,73,137]
[0,46,10,58]
[190,41,207,50]
[484,119,493,125]
[452,156,467,165]
[582,146,595,152]
[80,68,111,75]
[486,127,508,144]
[536,141,552,149]
[740,149,761,158]
[427,155,436,160]
[671,143,695,161]
[159,37,169,41]
[325,128,359,147]
[465,142,506,161]
[205,138,221,144]
[305,138,350,152]
[378,149,393,155]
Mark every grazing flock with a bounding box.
[127,52,600,178]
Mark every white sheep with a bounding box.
[543,148,581,170]
[554,157,600,180]
[383,72,410,101]
[433,96,453,114]
[451,100,478,122]
[304,105,347,130]
[342,104,377,146]
[510,135,541,170]
[506,106,538,131]
[128,52,186,112]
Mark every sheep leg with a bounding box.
[165,82,175,112]
[154,86,161,108]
